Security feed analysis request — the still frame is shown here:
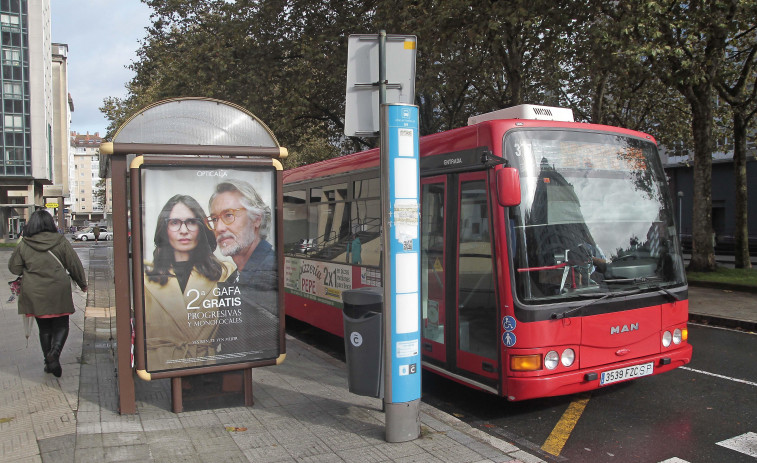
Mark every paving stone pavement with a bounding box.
[0,244,543,463]
[0,247,85,462]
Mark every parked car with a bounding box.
[74,227,112,241]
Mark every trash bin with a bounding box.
[342,286,383,398]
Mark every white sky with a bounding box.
[50,0,153,137]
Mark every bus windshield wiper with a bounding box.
[643,283,681,301]
[604,276,681,302]
[603,276,662,284]
[550,289,643,320]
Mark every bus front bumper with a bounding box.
[505,343,693,401]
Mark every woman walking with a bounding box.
[8,210,87,377]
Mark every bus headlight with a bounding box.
[662,331,672,347]
[561,348,575,367]
[673,328,682,344]
[545,351,559,370]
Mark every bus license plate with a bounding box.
[600,362,654,385]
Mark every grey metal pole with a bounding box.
[379,30,387,106]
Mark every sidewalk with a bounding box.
[687,285,757,331]
[0,245,543,463]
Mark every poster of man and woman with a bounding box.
[138,165,280,373]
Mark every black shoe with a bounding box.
[46,345,62,377]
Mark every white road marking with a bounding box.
[716,432,757,458]
[679,366,757,387]
[658,458,690,463]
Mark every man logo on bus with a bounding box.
[610,323,639,335]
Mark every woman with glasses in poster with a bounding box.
[144,194,235,371]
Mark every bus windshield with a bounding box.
[505,129,686,303]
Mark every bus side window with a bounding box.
[350,198,381,267]
[283,189,307,254]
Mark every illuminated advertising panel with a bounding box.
[138,162,281,374]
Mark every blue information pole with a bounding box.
[380,103,421,442]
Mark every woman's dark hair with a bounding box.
[146,195,223,285]
[23,210,58,237]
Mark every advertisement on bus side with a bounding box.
[284,257,359,307]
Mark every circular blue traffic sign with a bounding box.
[503,331,517,347]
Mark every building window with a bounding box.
[0,13,19,31]
[2,64,22,80]
[3,98,22,112]
[2,48,20,65]
[1,30,22,47]
[5,146,22,162]
[3,114,22,131]
[2,81,21,98]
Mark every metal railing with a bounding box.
[288,217,382,259]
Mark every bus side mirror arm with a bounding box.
[496,167,521,207]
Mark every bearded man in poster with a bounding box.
[207,178,279,360]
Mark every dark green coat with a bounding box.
[8,232,87,316]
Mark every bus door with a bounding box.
[420,176,447,363]
[421,172,499,380]
[455,172,498,379]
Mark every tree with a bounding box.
[716,6,757,269]
[616,0,741,272]
[103,1,750,274]
[559,3,692,149]
[405,0,582,129]
[93,179,107,211]
[104,0,370,165]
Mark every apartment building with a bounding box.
[69,131,111,227]
[43,42,72,228]
[0,0,59,241]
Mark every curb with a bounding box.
[689,313,757,332]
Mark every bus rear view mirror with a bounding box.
[497,167,521,207]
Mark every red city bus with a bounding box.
[282,105,692,401]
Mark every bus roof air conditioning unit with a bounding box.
[468,104,574,125]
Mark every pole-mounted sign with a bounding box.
[344,33,416,138]
[345,31,421,443]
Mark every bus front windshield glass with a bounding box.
[505,129,685,303]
